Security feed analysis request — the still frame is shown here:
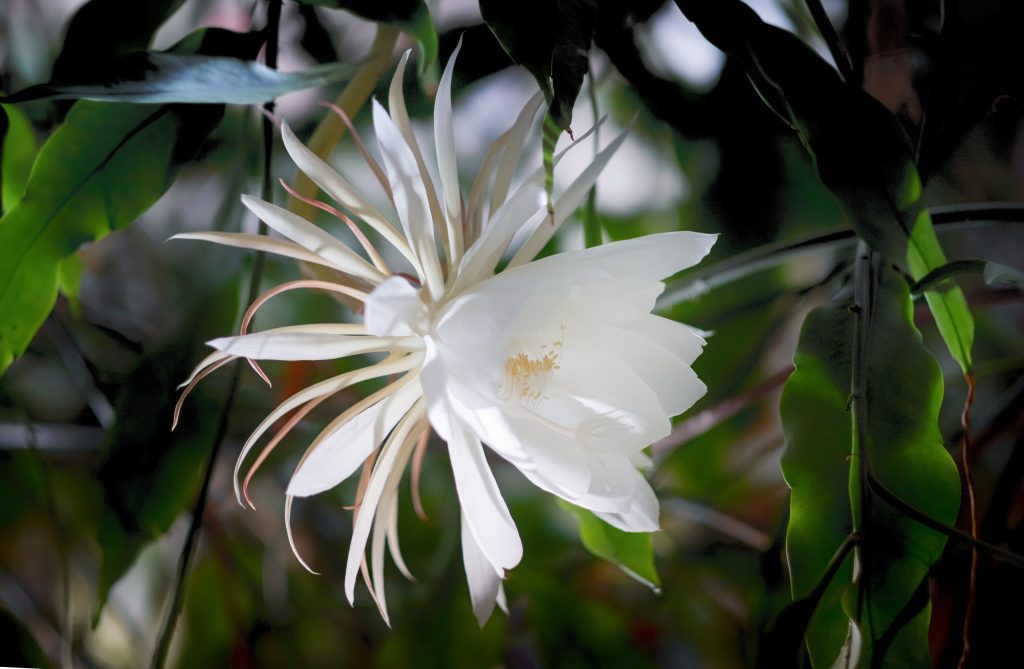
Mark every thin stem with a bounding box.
[582,64,601,248]
[867,474,1024,570]
[850,242,874,629]
[288,25,399,220]
[148,3,282,667]
[958,372,979,669]
[658,204,1024,309]
[803,0,854,82]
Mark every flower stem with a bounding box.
[147,3,282,667]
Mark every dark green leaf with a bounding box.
[50,0,186,84]
[673,0,975,374]
[561,502,660,590]
[298,0,438,68]
[480,0,595,131]
[0,103,38,215]
[0,30,261,376]
[780,267,960,667]
[3,54,357,105]
[95,276,238,615]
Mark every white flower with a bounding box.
[174,45,716,626]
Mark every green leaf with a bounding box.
[50,0,187,84]
[480,0,595,130]
[561,502,660,590]
[3,54,358,105]
[780,266,960,667]
[0,29,260,377]
[673,0,975,374]
[0,103,38,214]
[95,275,239,616]
[298,0,438,69]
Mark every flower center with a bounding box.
[498,327,564,410]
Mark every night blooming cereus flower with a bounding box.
[173,46,716,625]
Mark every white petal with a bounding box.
[420,336,453,442]
[208,325,417,361]
[372,99,445,299]
[626,314,707,366]
[434,37,464,263]
[171,231,337,269]
[234,354,419,504]
[488,92,545,214]
[594,468,660,532]
[365,276,427,337]
[461,510,502,626]
[287,378,422,497]
[240,195,386,284]
[344,401,425,602]
[279,122,419,271]
[508,127,631,267]
[447,418,523,570]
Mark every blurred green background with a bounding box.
[1,0,1023,667]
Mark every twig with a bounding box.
[958,373,978,669]
[148,2,282,667]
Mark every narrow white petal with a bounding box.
[279,122,420,271]
[241,194,386,284]
[345,401,425,602]
[419,336,453,442]
[179,349,233,388]
[171,231,337,269]
[448,418,523,570]
[372,99,446,300]
[508,127,631,267]
[488,92,545,214]
[287,378,422,497]
[434,38,464,265]
[364,276,427,337]
[594,468,660,532]
[461,510,502,626]
[208,325,418,361]
[233,354,419,505]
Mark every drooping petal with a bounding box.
[593,467,660,532]
[460,510,502,626]
[208,324,418,361]
[232,352,420,504]
[287,376,423,497]
[345,401,426,602]
[364,276,427,337]
[447,417,523,571]
[241,195,387,284]
[372,99,446,300]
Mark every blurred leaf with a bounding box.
[0,103,37,215]
[673,0,975,374]
[780,266,960,667]
[0,604,47,668]
[983,260,1024,289]
[905,207,974,373]
[58,254,85,314]
[299,0,438,69]
[562,502,660,590]
[0,29,262,376]
[3,55,357,105]
[95,275,239,615]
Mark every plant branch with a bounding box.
[659,204,1024,309]
[958,373,979,669]
[148,3,282,667]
